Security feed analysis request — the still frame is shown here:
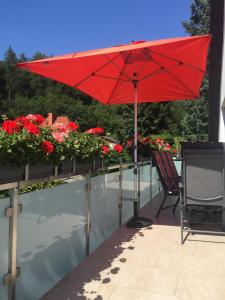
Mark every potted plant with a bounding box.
[73,130,104,175]
[173,136,184,159]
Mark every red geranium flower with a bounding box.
[173,148,177,154]
[85,127,104,135]
[26,114,45,125]
[52,132,68,143]
[34,114,45,125]
[24,122,40,135]
[26,114,36,122]
[164,143,171,150]
[155,137,161,143]
[102,145,110,155]
[114,144,123,153]
[52,122,67,133]
[41,140,54,154]
[67,121,79,132]
[126,139,133,148]
[142,137,150,143]
[15,116,30,127]
[1,120,20,134]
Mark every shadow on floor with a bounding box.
[41,193,182,300]
[41,226,143,299]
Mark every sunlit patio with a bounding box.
[41,193,225,300]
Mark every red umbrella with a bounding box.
[17,35,211,227]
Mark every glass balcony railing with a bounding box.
[0,160,181,300]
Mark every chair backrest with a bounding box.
[182,142,225,207]
[152,151,179,193]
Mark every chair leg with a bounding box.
[180,204,184,244]
[156,193,167,218]
[172,196,180,213]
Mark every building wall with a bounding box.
[219,1,225,141]
[209,0,225,141]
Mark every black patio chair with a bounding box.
[181,142,225,243]
[152,151,181,218]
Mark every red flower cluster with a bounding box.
[26,114,45,125]
[52,122,67,133]
[1,114,45,135]
[2,120,19,134]
[114,144,123,153]
[85,127,104,135]
[67,122,79,132]
[126,139,133,148]
[164,143,171,151]
[102,145,110,155]
[52,132,68,143]
[15,116,30,127]
[41,140,54,154]
[24,122,40,135]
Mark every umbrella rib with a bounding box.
[163,68,198,97]
[140,67,166,81]
[137,48,153,79]
[149,57,198,97]
[149,49,205,73]
[73,52,123,88]
[102,54,132,81]
[90,74,130,82]
[107,51,133,103]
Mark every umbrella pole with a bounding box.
[127,80,153,228]
[134,80,138,219]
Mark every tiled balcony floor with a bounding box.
[41,194,225,300]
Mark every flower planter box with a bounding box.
[0,164,25,184]
[28,164,55,179]
[75,160,93,175]
[58,159,74,175]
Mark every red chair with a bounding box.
[152,151,181,217]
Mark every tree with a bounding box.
[180,0,210,140]
[4,47,18,103]
[182,0,209,35]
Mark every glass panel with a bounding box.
[140,165,151,208]
[16,180,86,300]
[0,197,9,300]
[90,173,119,252]
[122,168,134,224]
[174,159,182,175]
[151,166,161,198]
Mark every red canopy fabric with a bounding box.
[17,35,211,105]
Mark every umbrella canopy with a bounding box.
[17,35,211,104]
[17,34,211,227]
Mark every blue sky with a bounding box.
[1,0,193,60]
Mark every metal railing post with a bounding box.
[72,158,76,174]
[1,182,20,300]
[138,163,141,210]
[25,164,29,181]
[9,186,18,300]
[150,160,153,201]
[119,159,123,226]
[54,165,58,176]
[85,172,91,256]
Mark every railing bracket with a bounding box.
[85,183,91,191]
[84,222,91,232]
[3,267,21,285]
[5,204,22,218]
